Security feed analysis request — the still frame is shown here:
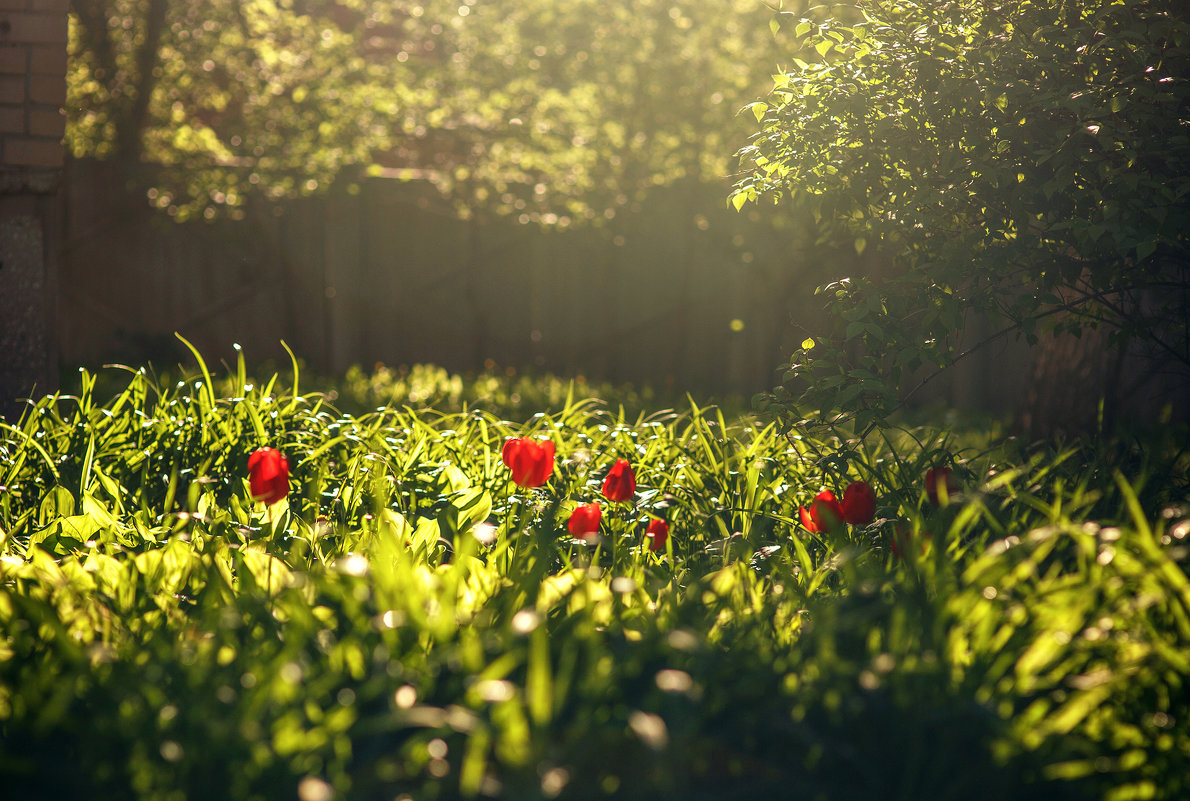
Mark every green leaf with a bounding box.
[527,626,552,725]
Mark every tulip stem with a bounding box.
[511,495,528,560]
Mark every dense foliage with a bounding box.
[68,0,781,222]
[735,0,1190,429]
[2,354,1188,799]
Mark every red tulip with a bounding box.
[925,466,958,506]
[502,437,555,488]
[841,480,877,525]
[602,458,636,502]
[646,518,670,552]
[568,502,602,539]
[798,490,845,533]
[248,447,290,506]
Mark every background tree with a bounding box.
[67,0,784,223]
[735,0,1190,431]
[69,0,392,218]
[373,0,783,225]
[65,0,831,389]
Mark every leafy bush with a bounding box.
[1,354,1188,800]
[735,0,1190,430]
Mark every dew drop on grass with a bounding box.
[471,522,497,545]
[379,610,405,629]
[655,669,693,693]
[336,553,369,576]
[394,685,417,709]
[541,767,570,798]
[511,608,541,634]
[476,680,516,703]
[297,777,333,801]
[628,711,669,750]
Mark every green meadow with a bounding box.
[1,351,1186,800]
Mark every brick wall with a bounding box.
[0,0,65,416]
[0,0,67,176]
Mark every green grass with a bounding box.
[1,351,1188,801]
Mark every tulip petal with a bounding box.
[503,438,555,488]
[841,480,877,525]
[567,502,602,538]
[248,447,290,505]
[602,459,636,502]
[646,518,669,552]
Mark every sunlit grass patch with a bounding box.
[1,351,1188,800]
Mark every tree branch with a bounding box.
[116,0,168,164]
[858,284,1165,438]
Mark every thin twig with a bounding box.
[857,285,1164,439]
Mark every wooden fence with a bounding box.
[59,159,822,394]
[58,158,1049,417]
